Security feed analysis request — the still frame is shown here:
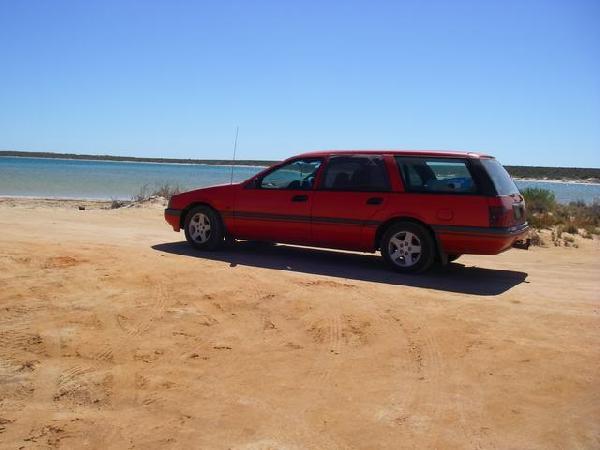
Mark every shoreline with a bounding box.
[514,177,600,186]
[0,194,122,202]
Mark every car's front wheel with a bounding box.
[381,222,435,273]
[183,205,224,250]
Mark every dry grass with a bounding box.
[132,183,181,202]
[110,199,127,209]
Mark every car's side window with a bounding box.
[259,159,322,190]
[321,155,390,192]
[395,157,478,194]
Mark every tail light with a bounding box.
[489,205,512,227]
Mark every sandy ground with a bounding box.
[0,198,599,449]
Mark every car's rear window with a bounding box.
[395,157,478,194]
[480,158,520,195]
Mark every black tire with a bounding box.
[381,221,436,273]
[448,254,461,263]
[183,205,224,250]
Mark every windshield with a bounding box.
[481,158,519,196]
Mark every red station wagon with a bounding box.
[164,151,530,273]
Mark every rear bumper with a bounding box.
[434,223,530,255]
[164,208,182,232]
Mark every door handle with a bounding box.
[366,197,383,205]
[291,194,308,202]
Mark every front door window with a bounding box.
[260,159,322,190]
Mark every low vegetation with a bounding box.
[133,183,182,202]
[522,188,599,246]
[107,183,181,209]
[110,199,127,209]
[132,183,181,202]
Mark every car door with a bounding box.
[233,158,323,244]
[311,155,391,251]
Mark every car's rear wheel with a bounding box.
[184,205,224,250]
[381,222,435,273]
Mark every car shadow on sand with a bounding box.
[152,241,528,296]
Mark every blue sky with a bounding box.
[0,0,598,167]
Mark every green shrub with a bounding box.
[522,188,557,213]
[527,212,555,229]
[521,188,599,238]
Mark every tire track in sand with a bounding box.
[0,299,47,416]
[115,282,169,336]
[380,311,448,447]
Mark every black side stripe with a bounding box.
[221,210,529,236]
[222,210,380,227]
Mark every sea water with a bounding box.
[1,156,599,204]
[0,156,264,200]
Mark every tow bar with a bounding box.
[513,238,531,250]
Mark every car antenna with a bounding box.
[229,126,239,185]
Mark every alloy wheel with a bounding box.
[189,212,211,243]
[388,230,422,268]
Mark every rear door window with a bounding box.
[321,155,390,192]
[480,158,520,195]
[395,157,478,194]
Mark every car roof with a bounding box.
[293,150,494,159]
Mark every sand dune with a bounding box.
[0,198,598,449]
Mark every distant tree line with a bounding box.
[2,150,599,181]
[0,150,276,167]
[505,165,600,181]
